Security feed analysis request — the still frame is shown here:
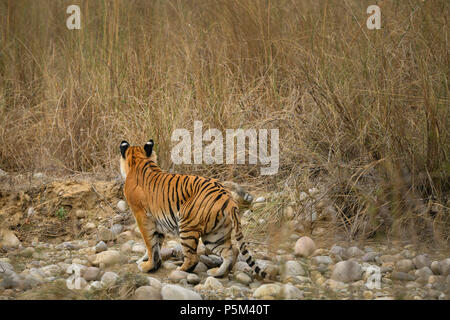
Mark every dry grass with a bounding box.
[0,1,448,244]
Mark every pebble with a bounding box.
[294,236,316,257]
[254,197,266,203]
[391,271,415,281]
[203,276,223,290]
[331,261,362,283]
[413,255,430,269]
[134,285,161,300]
[117,200,128,212]
[91,250,126,266]
[362,252,378,262]
[83,267,101,281]
[345,246,365,258]
[161,284,202,300]
[281,284,303,299]
[168,270,189,282]
[253,283,282,298]
[101,272,119,286]
[186,274,201,285]
[312,256,333,265]
[95,241,108,253]
[395,259,415,273]
[234,272,252,285]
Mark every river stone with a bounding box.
[117,200,127,212]
[101,272,119,285]
[439,259,450,276]
[362,252,378,262]
[83,267,101,281]
[253,283,282,298]
[111,224,124,236]
[294,236,316,257]
[280,284,303,299]
[169,270,189,282]
[187,273,201,285]
[0,229,21,249]
[0,261,13,273]
[134,286,161,300]
[391,271,415,281]
[312,256,333,265]
[234,272,252,285]
[92,250,126,266]
[345,247,364,258]
[193,262,208,274]
[331,261,362,283]
[97,226,117,241]
[281,261,306,281]
[412,255,430,269]
[395,259,414,273]
[147,276,162,290]
[431,261,441,275]
[161,284,202,300]
[203,276,223,290]
[95,241,108,253]
[160,247,173,260]
[0,270,22,289]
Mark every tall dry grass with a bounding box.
[0,0,448,243]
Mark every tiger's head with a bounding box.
[119,139,158,179]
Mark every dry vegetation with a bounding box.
[0,1,448,244]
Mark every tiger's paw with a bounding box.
[138,260,156,273]
[206,267,227,278]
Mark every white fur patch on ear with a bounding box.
[121,142,129,146]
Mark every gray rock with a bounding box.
[193,262,208,274]
[415,267,433,278]
[91,250,126,266]
[22,275,43,290]
[0,229,21,249]
[281,261,306,281]
[431,261,441,275]
[83,267,101,281]
[253,283,282,298]
[400,250,415,259]
[412,255,430,269]
[95,241,108,253]
[234,272,252,285]
[40,264,62,278]
[391,271,415,281]
[132,243,147,254]
[345,247,364,258]
[0,261,14,273]
[147,276,162,290]
[161,284,202,300]
[117,200,128,212]
[168,270,189,282]
[281,284,304,299]
[162,261,178,270]
[0,270,22,289]
[294,237,316,257]
[331,261,362,283]
[395,259,415,273]
[330,245,344,256]
[439,258,450,276]
[134,286,161,300]
[199,255,222,268]
[362,252,378,262]
[111,224,124,236]
[97,225,117,241]
[186,274,201,285]
[312,256,333,265]
[101,272,119,286]
[203,276,223,290]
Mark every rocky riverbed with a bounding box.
[0,176,449,300]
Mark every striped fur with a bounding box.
[119,139,267,278]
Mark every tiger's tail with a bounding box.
[231,206,268,279]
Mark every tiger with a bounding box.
[119,139,267,279]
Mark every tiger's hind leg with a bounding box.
[203,225,237,278]
[177,229,200,272]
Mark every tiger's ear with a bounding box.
[120,141,130,158]
[144,139,154,157]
